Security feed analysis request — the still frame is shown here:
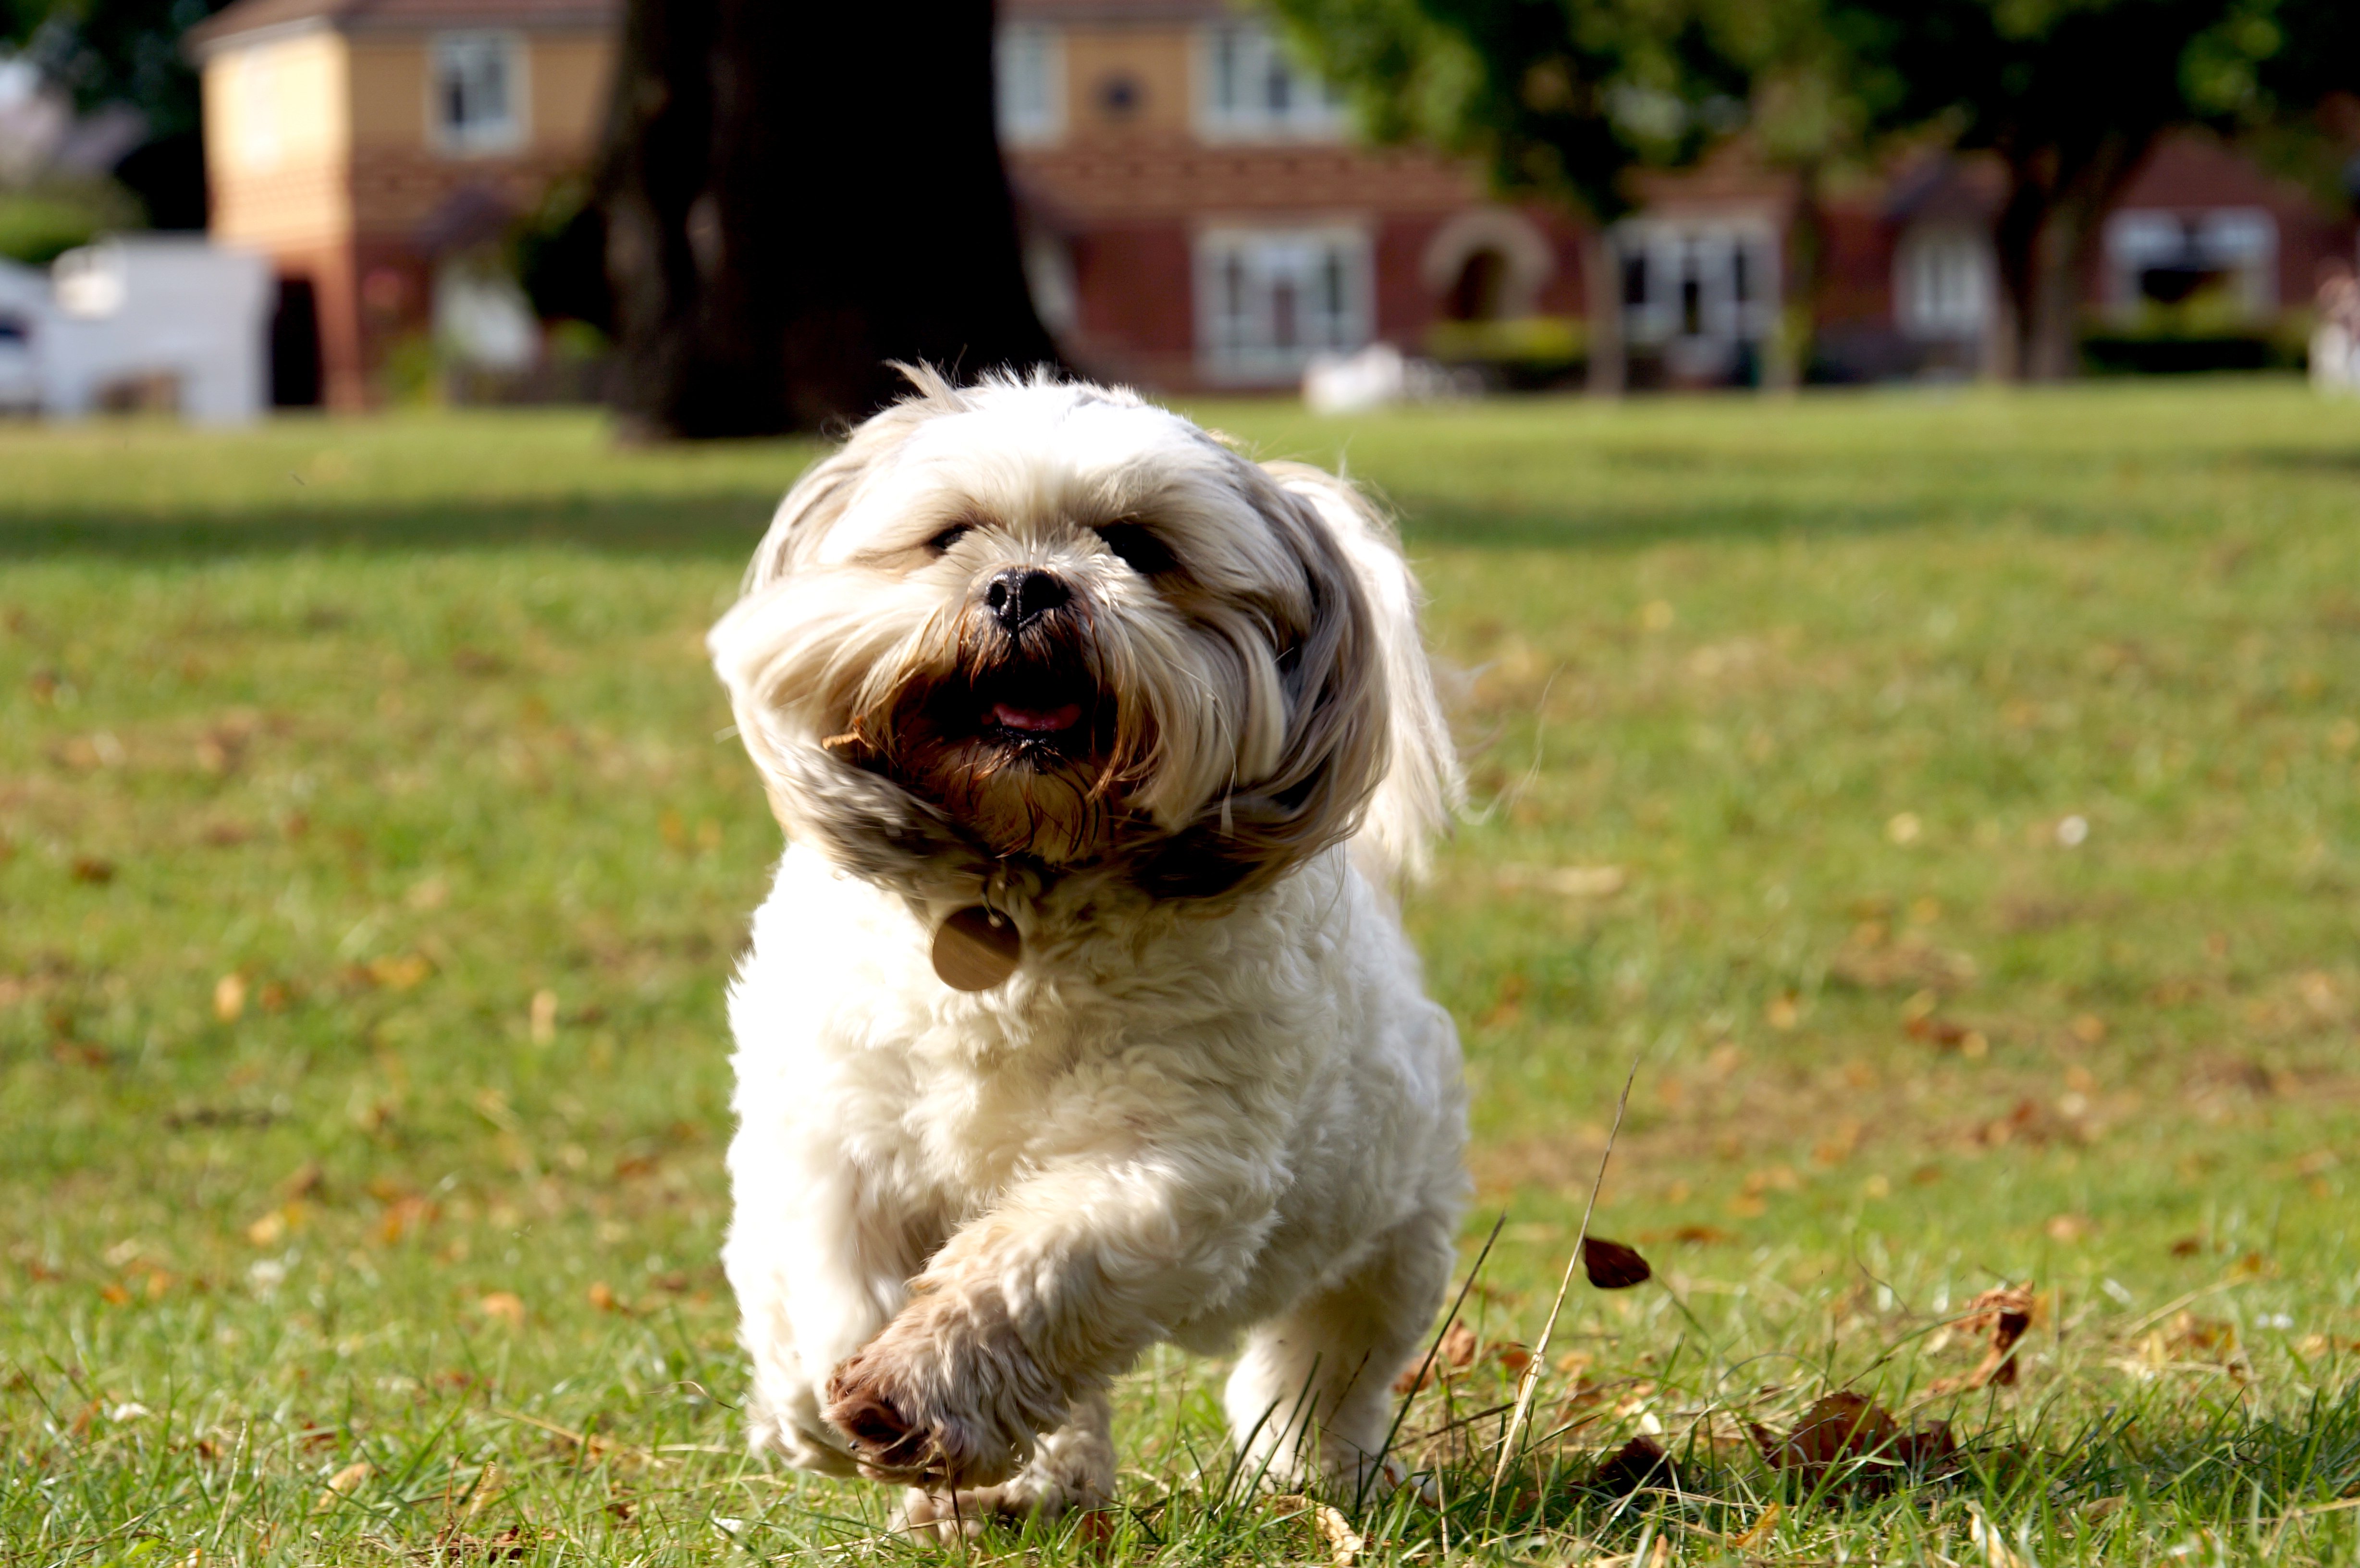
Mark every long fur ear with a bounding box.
[712,367,1006,899]
[1131,460,1397,901]
[1261,462,1463,886]
[740,364,971,591]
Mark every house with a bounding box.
[1003,1,2355,390]
[999,0,1595,391]
[188,0,620,409]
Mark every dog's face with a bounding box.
[711,372,1388,896]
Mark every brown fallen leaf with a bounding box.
[1729,1501,1782,1550]
[70,856,115,885]
[1930,1283,2037,1393]
[1758,1392,1896,1486]
[1582,1237,1653,1289]
[1593,1434,1680,1495]
[477,1291,526,1328]
[587,1281,621,1312]
[314,1459,372,1512]
[212,974,247,1023]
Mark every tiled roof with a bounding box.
[1002,0,1229,19]
[189,0,618,51]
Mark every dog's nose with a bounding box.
[986,568,1069,633]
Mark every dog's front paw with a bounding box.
[823,1341,1024,1487]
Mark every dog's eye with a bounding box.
[926,524,972,554]
[1097,522,1177,576]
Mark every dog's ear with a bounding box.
[1133,466,1396,900]
[1263,463,1464,885]
[740,366,972,591]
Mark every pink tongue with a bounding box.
[991,700,1082,734]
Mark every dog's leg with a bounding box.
[1223,1207,1455,1500]
[893,1387,1115,1540]
[725,1146,921,1476]
[822,1145,1284,1489]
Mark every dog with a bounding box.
[708,368,1468,1534]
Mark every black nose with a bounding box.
[986,568,1069,633]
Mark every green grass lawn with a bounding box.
[2,380,2356,1564]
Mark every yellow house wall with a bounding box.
[1061,27,1194,139]
[529,36,615,152]
[202,28,354,251]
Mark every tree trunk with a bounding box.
[1582,228,1625,396]
[1990,135,2152,383]
[1767,160,1823,392]
[598,0,1061,439]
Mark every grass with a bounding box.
[1,380,2356,1564]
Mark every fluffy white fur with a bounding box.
[709,369,1468,1533]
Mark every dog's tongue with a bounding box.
[991,700,1082,734]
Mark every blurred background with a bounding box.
[4,0,2360,430]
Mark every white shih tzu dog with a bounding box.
[707,368,1468,1533]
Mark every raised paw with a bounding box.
[823,1339,1026,1487]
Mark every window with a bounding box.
[432,32,526,156]
[1894,226,1993,340]
[1198,23,1348,141]
[1195,227,1370,383]
[2104,208,2277,319]
[1615,220,1779,347]
[996,25,1063,146]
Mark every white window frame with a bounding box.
[1195,22,1349,143]
[1614,217,1781,348]
[2104,207,2278,319]
[1894,224,1994,340]
[996,24,1064,147]
[430,31,528,157]
[1194,224,1372,384]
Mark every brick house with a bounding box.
[189,0,618,409]
[999,0,1596,390]
[1004,0,2355,390]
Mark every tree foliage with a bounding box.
[1275,0,2360,383]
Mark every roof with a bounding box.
[188,0,619,52]
[1001,0,1229,20]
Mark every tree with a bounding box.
[1,0,234,229]
[1269,0,1762,393]
[597,0,1060,439]
[1823,0,2354,380]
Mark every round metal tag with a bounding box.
[931,905,1022,992]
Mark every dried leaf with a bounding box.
[587,1281,620,1312]
[1582,1237,1653,1289]
[1311,1501,1365,1566]
[1930,1284,2036,1393]
[246,1210,288,1248]
[314,1459,372,1512]
[478,1291,526,1328]
[1730,1501,1782,1550]
[70,856,115,884]
[1593,1434,1680,1496]
[1768,1392,1897,1486]
[365,954,432,991]
[212,974,246,1023]
[1969,1507,2027,1568]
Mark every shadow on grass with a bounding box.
[0,496,781,561]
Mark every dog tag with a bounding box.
[932,905,1021,991]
